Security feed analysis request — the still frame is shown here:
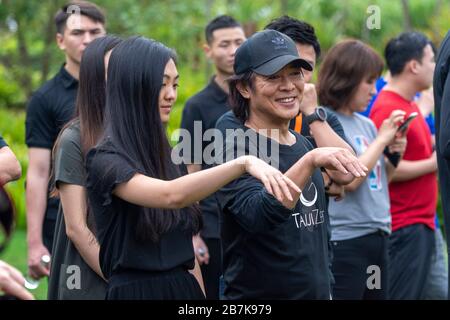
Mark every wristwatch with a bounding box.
[305,106,327,125]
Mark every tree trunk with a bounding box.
[16,19,32,100]
[401,0,413,32]
[243,21,257,38]
[204,0,214,78]
[280,0,289,14]
[41,0,59,83]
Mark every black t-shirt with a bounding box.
[179,77,230,239]
[25,65,78,220]
[85,140,196,279]
[216,109,348,291]
[0,134,7,148]
[215,115,330,299]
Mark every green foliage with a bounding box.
[2,0,450,111]
[0,52,25,108]
[0,0,448,229]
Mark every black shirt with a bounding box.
[0,134,7,148]
[85,140,196,279]
[215,114,330,299]
[25,65,78,220]
[179,77,230,239]
[433,29,450,295]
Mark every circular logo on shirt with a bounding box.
[300,182,318,207]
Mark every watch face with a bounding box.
[317,107,327,120]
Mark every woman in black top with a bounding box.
[48,35,122,299]
[85,36,299,300]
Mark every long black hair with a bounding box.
[103,36,201,242]
[76,35,122,156]
[51,35,122,234]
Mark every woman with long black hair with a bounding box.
[48,35,122,299]
[85,36,299,300]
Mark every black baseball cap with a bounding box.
[234,29,313,76]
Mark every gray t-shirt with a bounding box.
[328,112,391,241]
[48,121,107,299]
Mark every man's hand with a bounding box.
[299,83,318,115]
[429,150,438,172]
[27,243,50,280]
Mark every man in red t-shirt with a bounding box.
[370,32,437,299]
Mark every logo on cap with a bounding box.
[271,36,288,50]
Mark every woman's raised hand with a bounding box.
[242,156,301,203]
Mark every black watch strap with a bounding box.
[305,107,326,125]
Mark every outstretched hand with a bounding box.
[310,147,368,178]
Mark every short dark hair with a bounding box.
[318,39,383,111]
[228,71,255,122]
[265,15,321,59]
[385,32,432,76]
[205,15,241,44]
[54,1,106,34]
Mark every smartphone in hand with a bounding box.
[397,112,418,133]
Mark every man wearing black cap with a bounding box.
[215,30,366,299]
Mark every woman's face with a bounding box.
[349,77,377,113]
[159,59,179,124]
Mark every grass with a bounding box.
[0,229,48,300]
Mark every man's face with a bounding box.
[243,64,305,124]
[295,43,316,83]
[205,27,246,77]
[56,14,106,65]
[416,44,435,90]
